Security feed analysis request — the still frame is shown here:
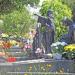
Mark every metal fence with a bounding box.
[0,59,75,75]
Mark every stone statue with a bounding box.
[60,10,75,44]
[32,9,55,55]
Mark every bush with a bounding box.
[0,7,35,36]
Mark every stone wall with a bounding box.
[0,59,75,75]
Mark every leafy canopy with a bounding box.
[61,0,75,10]
[0,0,40,13]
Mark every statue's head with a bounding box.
[47,9,53,19]
[62,17,72,26]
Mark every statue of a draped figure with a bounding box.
[32,9,55,55]
[60,9,75,44]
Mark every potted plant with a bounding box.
[51,42,67,59]
[63,44,75,59]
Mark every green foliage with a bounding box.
[61,0,75,10]
[0,7,35,36]
[0,0,23,14]
[40,0,72,40]
[0,0,37,37]
[0,0,40,13]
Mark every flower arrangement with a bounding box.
[22,43,33,58]
[0,39,17,62]
[51,42,67,54]
[64,44,75,51]
[63,44,75,59]
[51,42,67,59]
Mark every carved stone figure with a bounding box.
[32,9,55,54]
[60,10,75,44]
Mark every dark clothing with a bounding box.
[42,30,55,53]
[32,17,55,54]
[32,11,55,54]
[60,22,75,44]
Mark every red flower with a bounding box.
[7,57,16,62]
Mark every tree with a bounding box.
[0,0,40,13]
[61,0,75,10]
[40,0,72,40]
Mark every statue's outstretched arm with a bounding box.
[34,14,46,25]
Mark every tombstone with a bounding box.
[32,9,55,55]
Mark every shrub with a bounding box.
[0,7,35,36]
